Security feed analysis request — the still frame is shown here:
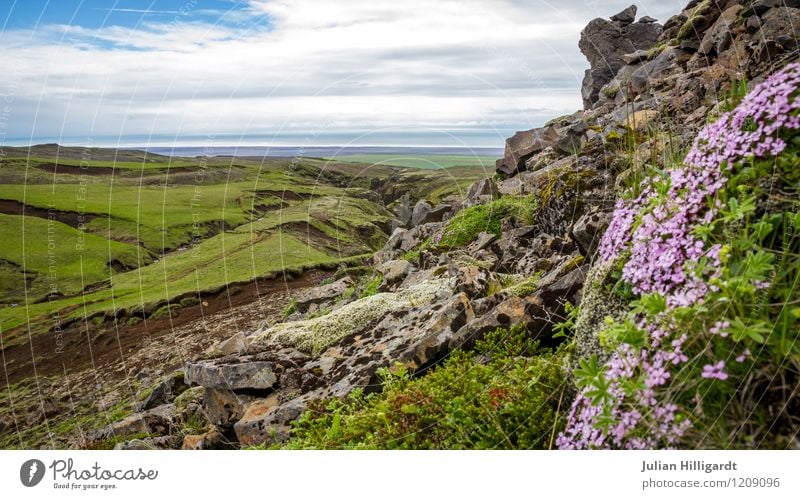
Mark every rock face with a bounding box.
[579,6,662,109]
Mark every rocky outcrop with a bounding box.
[579,5,662,109]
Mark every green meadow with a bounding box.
[0,150,488,345]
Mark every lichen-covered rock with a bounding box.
[250,278,456,356]
[572,258,628,365]
[182,427,230,450]
[202,388,255,428]
[91,404,177,443]
[570,210,613,258]
[184,361,278,390]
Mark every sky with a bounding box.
[0,0,684,148]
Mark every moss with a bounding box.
[252,278,455,356]
[676,0,712,41]
[179,297,200,308]
[149,305,174,320]
[502,274,542,297]
[174,386,205,412]
[434,195,537,250]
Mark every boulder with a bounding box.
[464,178,499,206]
[392,194,413,226]
[571,211,613,257]
[610,5,637,24]
[249,278,457,356]
[630,48,688,94]
[91,404,177,442]
[744,0,800,17]
[497,125,560,175]
[622,49,650,65]
[137,371,188,412]
[411,200,433,226]
[182,427,230,450]
[377,259,413,286]
[184,361,278,390]
[203,388,255,427]
[234,394,303,447]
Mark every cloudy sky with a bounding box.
[0,0,683,148]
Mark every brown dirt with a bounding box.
[33,162,206,176]
[0,269,331,389]
[0,199,100,230]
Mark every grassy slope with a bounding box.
[0,214,149,303]
[0,151,489,346]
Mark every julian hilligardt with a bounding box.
[641,460,738,473]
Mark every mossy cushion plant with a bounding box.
[430,195,537,250]
[283,325,568,449]
[559,63,800,449]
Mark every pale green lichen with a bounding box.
[250,278,455,356]
[572,257,628,365]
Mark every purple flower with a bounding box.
[701,361,728,381]
[559,62,800,450]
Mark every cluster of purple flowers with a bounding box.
[559,63,800,449]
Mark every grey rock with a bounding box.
[745,0,800,17]
[745,15,762,33]
[216,332,248,357]
[295,277,354,310]
[464,178,499,206]
[91,404,177,442]
[377,259,413,286]
[630,48,687,93]
[698,5,741,55]
[579,15,662,107]
[468,232,498,253]
[392,194,413,226]
[203,388,255,427]
[420,204,452,224]
[622,49,650,65]
[234,394,302,447]
[638,15,657,23]
[114,435,181,450]
[411,200,433,226]
[497,125,560,175]
[610,5,637,24]
[571,210,612,257]
[137,371,188,412]
[185,361,278,390]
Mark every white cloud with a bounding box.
[0,0,685,146]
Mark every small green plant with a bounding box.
[359,275,383,298]
[282,325,568,449]
[281,298,298,319]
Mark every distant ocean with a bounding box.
[143,145,504,158]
